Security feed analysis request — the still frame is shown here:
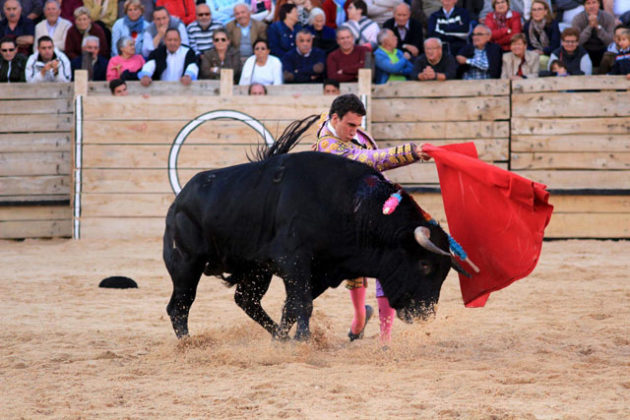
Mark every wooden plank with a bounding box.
[372,97,509,122]
[0,219,72,238]
[0,205,71,221]
[81,169,193,193]
[549,195,630,213]
[87,80,221,96]
[545,213,630,238]
[512,92,630,118]
[0,83,72,99]
[81,143,314,169]
[378,138,509,162]
[0,194,68,203]
[81,193,173,217]
[0,114,72,133]
[78,217,164,239]
[372,79,510,98]
[372,121,510,140]
[0,98,73,114]
[511,152,630,170]
[0,133,71,152]
[81,120,292,144]
[81,96,334,120]
[0,175,71,196]
[513,170,630,189]
[512,75,630,94]
[511,134,630,152]
[0,151,71,176]
[511,117,630,135]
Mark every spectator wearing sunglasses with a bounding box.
[199,28,242,81]
[187,3,223,55]
[0,36,26,82]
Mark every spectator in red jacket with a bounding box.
[157,0,197,25]
[485,0,522,51]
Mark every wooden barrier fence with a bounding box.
[1,72,628,239]
[0,83,73,238]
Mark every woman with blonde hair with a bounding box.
[523,0,560,70]
[111,0,148,56]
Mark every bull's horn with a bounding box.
[414,227,451,256]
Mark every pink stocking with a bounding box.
[377,296,395,344]
[349,285,367,335]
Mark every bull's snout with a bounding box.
[396,302,437,324]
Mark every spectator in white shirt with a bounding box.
[138,27,199,86]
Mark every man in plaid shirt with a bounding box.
[455,24,503,79]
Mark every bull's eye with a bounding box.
[419,260,433,276]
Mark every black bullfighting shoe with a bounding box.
[348,305,374,342]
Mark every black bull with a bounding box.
[163,119,459,340]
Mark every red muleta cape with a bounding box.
[423,143,554,307]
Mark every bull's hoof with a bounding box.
[272,329,290,342]
[294,330,311,342]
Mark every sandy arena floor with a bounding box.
[0,238,628,419]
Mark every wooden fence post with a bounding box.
[220,69,233,97]
[358,68,372,131]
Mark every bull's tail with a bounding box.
[251,114,320,162]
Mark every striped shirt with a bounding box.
[187,20,224,55]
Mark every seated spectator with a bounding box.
[501,33,539,79]
[323,77,340,94]
[226,3,268,62]
[456,24,502,79]
[428,0,470,56]
[599,24,628,74]
[321,0,347,29]
[26,35,71,81]
[523,0,560,71]
[307,7,337,53]
[412,37,457,80]
[268,3,302,58]
[142,7,189,58]
[250,0,274,23]
[156,0,196,26]
[374,28,414,84]
[65,7,110,60]
[0,0,43,21]
[609,28,630,75]
[282,28,326,82]
[83,0,118,32]
[106,35,145,80]
[294,0,320,27]
[199,28,242,81]
[484,0,522,52]
[187,4,223,56]
[339,0,379,50]
[71,35,108,80]
[239,38,283,85]
[459,0,494,22]
[0,0,35,55]
[571,0,615,67]
[206,0,246,25]
[383,2,424,59]
[138,27,198,85]
[111,0,148,56]
[60,0,83,24]
[248,82,267,94]
[326,27,368,82]
[364,0,399,26]
[109,78,128,95]
[549,59,569,76]
[0,36,26,82]
[548,27,592,75]
[35,0,72,54]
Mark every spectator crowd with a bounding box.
[1,0,630,86]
